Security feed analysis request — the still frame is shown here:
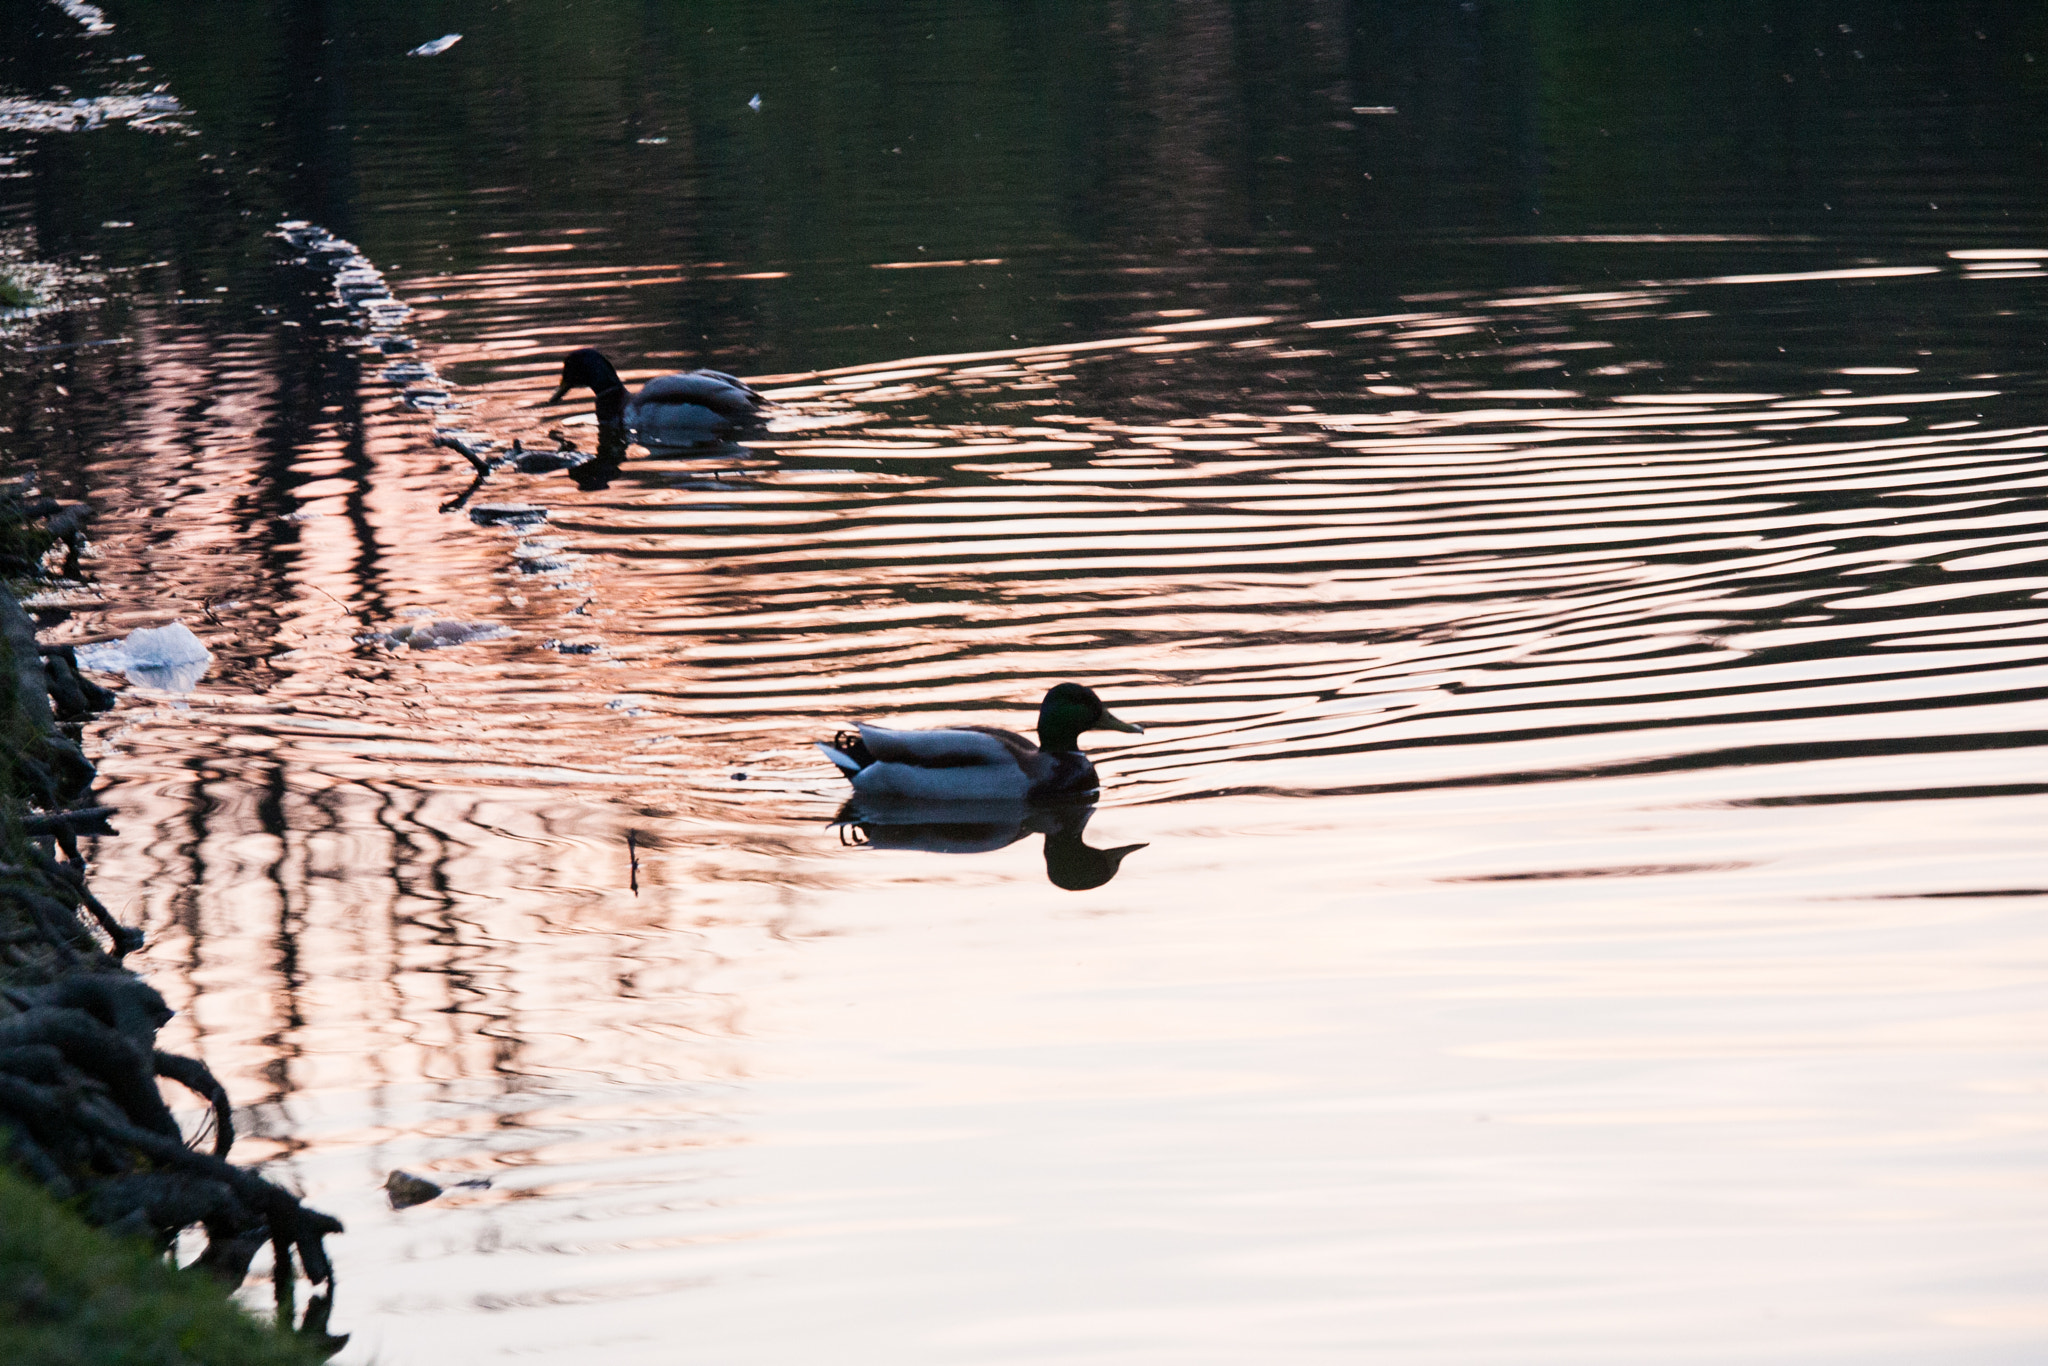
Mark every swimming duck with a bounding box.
[817,683,1143,801]
[547,347,761,444]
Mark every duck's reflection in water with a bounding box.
[833,798,1147,891]
[568,430,759,490]
[566,425,634,490]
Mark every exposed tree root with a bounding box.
[0,490,345,1349]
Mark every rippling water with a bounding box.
[56,247,2048,1366]
[8,2,2048,1362]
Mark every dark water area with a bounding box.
[5,2,2048,1363]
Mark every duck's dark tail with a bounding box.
[816,729,872,779]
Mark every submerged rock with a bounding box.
[469,503,548,528]
[384,1171,442,1209]
[508,447,589,473]
[367,619,512,650]
[383,1169,489,1208]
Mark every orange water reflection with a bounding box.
[42,247,2048,1364]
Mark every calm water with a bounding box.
[7,2,2048,1362]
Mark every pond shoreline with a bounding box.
[0,489,342,1362]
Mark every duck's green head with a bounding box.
[547,348,624,403]
[1037,682,1143,753]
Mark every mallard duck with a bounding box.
[546,347,761,444]
[818,683,1143,801]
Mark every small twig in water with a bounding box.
[626,830,639,896]
[306,582,365,624]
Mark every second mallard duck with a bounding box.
[817,683,1144,801]
[547,347,761,444]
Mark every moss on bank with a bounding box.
[0,1165,329,1366]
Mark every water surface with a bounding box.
[6,3,2048,1362]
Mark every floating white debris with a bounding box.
[332,266,386,301]
[55,1,114,36]
[74,621,214,693]
[277,221,415,334]
[89,622,210,668]
[0,93,190,135]
[408,34,463,57]
[748,93,762,112]
[17,586,104,610]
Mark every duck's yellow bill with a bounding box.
[1096,709,1144,734]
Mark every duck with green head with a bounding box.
[818,683,1144,801]
[546,347,761,446]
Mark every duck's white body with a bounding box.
[815,684,1143,803]
[820,724,1069,801]
[625,370,760,445]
